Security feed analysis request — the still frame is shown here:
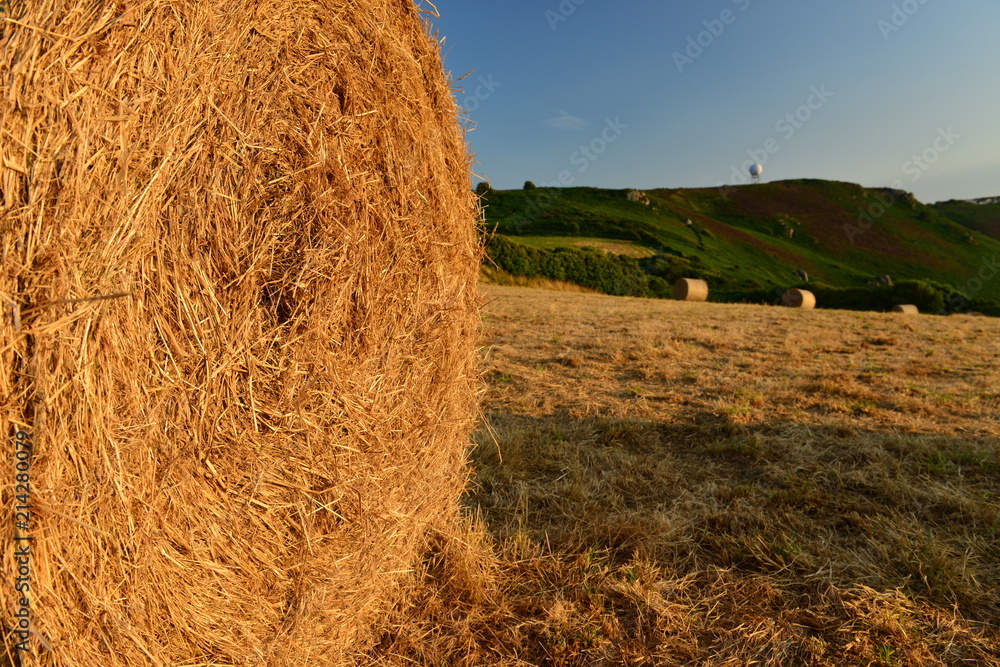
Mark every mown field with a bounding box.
[371,286,1000,666]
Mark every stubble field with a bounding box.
[373,285,1000,666]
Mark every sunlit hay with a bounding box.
[463,285,1000,665]
[782,288,816,309]
[0,1,480,664]
[480,266,598,293]
[673,278,709,302]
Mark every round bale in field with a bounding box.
[892,304,920,314]
[673,278,709,302]
[0,2,479,665]
[782,288,817,309]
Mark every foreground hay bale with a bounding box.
[892,304,920,314]
[782,288,816,309]
[673,278,709,302]
[0,2,479,665]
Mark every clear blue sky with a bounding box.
[424,0,1000,203]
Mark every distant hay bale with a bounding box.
[0,2,479,665]
[892,304,920,314]
[673,278,709,302]
[782,288,816,309]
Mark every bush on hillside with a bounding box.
[892,279,947,314]
[966,298,1000,317]
[485,235,654,297]
[640,253,715,286]
[806,279,967,315]
[483,235,998,318]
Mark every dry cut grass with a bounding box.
[480,266,599,293]
[370,286,1000,666]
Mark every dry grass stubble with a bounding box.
[371,286,999,666]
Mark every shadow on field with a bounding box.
[469,409,1000,620]
[368,411,1000,666]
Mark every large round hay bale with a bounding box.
[0,2,479,665]
[782,288,816,309]
[892,304,920,314]
[673,278,709,302]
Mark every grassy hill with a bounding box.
[480,180,1000,312]
[931,197,1000,241]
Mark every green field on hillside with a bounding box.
[480,181,1000,312]
[931,198,1000,241]
[510,235,656,257]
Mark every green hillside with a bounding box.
[931,198,1000,241]
[480,180,1000,313]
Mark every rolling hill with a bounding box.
[931,197,1000,242]
[480,180,1000,312]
